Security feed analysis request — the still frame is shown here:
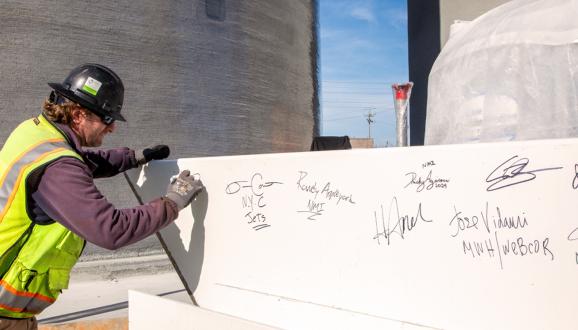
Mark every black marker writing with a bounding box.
[450,203,528,238]
[297,171,320,199]
[372,197,433,246]
[463,236,553,262]
[226,173,282,196]
[226,173,282,231]
[422,160,436,169]
[405,170,449,192]
[297,200,326,221]
[449,206,480,238]
[452,203,552,269]
[296,170,356,221]
[486,155,562,191]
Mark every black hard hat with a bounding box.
[48,63,126,122]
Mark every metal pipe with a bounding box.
[392,82,414,147]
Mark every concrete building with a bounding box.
[0,0,319,258]
[349,138,374,149]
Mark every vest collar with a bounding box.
[39,114,98,171]
[39,114,82,154]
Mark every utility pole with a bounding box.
[365,110,375,138]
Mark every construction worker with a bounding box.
[0,63,204,329]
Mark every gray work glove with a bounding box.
[136,144,170,165]
[165,170,205,210]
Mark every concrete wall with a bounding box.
[1,1,319,159]
[439,0,509,46]
[0,0,318,256]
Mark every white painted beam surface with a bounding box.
[129,290,276,330]
[126,139,578,330]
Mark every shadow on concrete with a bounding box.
[160,180,209,306]
[123,162,209,306]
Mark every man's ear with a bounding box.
[70,107,85,125]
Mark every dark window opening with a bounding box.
[206,0,226,21]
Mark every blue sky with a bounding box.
[319,0,408,147]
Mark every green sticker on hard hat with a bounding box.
[82,77,102,96]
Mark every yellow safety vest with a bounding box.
[0,114,85,318]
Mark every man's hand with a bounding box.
[137,144,170,165]
[165,170,205,210]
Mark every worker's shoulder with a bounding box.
[43,155,91,175]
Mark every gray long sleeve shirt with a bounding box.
[27,120,179,250]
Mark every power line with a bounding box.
[322,107,394,114]
[323,109,391,122]
[323,106,394,112]
[323,91,393,95]
[322,100,390,104]
[323,115,361,122]
[322,104,394,108]
[322,80,399,85]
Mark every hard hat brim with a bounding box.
[48,83,126,122]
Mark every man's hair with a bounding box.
[42,98,82,124]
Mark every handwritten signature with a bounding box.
[296,171,355,205]
[405,169,449,192]
[486,155,562,191]
[296,170,355,221]
[226,173,283,196]
[297,199,325,221]
[226,173,281,231]
[372,197,433,246]
[245,211,270,231]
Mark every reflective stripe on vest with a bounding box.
[0,139,70,223]
[0,115,85,318]
[0,280,54,314]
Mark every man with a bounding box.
[0,63,203,329]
